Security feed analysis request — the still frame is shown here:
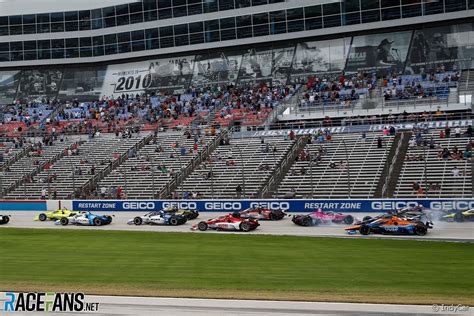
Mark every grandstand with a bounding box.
[0,0,472,201]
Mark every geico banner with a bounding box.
[72,199,474,212]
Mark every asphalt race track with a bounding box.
[2,211,473,242]
[0,296,470,316]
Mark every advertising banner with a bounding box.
[101,56,195,97]
[346,31,412,75]
[191,51,242,86]
[271,46,295,85]
[58,66,107,101]
[0,70,20,104]
[16,69,63,100]
[407,23,474,73]
[290,38,350,82]
[237,48,274,85]
[72,199,474,213]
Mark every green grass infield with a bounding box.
[0,228,472,304]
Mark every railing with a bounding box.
[381,133,405,198]
[158,126,233,199]
[258,135,305,198]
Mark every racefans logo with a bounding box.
[1,292,99,312]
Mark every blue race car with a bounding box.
[345,214,431,236]
[56,211,113,226]
[128,210,187,226]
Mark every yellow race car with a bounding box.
[35,209,79,221]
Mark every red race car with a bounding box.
[239,206,287,220]
[292,209,355,226]
[192,213,260,232]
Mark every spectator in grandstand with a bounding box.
[455,126,461,138]
[444,126,451,138]
[41,188,46,200]
[465,125,472,138]
[377,137,383,148]
[428,182,441,192]
[451,166,461,177]
[412,181,420,192]
[236,184,242,198]
[463,148,472,159]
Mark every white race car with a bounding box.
[0,215,10,225]
[55,211,113,226]
[128,211,187,226]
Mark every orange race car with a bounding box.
[345,214,432,236]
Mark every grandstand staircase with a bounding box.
[260,135,308,198]
[74,132,155,198]
[4,140,81,197]
[373,131,411,198]
[158,127,232,198]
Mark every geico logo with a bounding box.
[371,201,419,210]
[123,202,155,210]
[162,202,197,209]
[204,202,241,210]
[430,201,474,211]
[249,202,290,210]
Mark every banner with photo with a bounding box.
[407,23,474,73]
[102,56,195,97]
[58,66,107,101]
[191,51,242,86]
[237,48,274,85]
[290,38,350,82]
[345,31,412,75]
[16,69,63,100]
[0,70,20,104]
[271,46,295,85]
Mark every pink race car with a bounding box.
[292,209,355,226]
[192,213,260,232]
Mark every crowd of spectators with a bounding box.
[298,72,376,108]
[383,70,459,101]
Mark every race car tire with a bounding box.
[93,217,102,226]
[197,221,208,231]
[269,212,277,221]
[105,216,113,224]
[240,221,251,232]
[414,224,427,236]
[343,215,354,225]
[60,217,68,226]
[232,212,241,218]
[363,216,372,222]
[1,216,9,224]
[39,213,47,221]
[359,225,370,235]
[133,217,143,225]
[169,217,179,226]
[191,211,199,220]
[454,211,464,222]
[302,216,313,226]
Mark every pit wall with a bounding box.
[1,199,473,213]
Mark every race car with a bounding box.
[35,209,79,221]
[292,209,354,226]
[192,213,259,232]
[163,206,199,220]
[0,215,10,225]
[438,209,474,222]
[239,206,286,220]
[55,211,113,226]
[357,206,432,225]
[345,214,431,236]
[128,211,187,226]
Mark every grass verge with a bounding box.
[0,228,472,305]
